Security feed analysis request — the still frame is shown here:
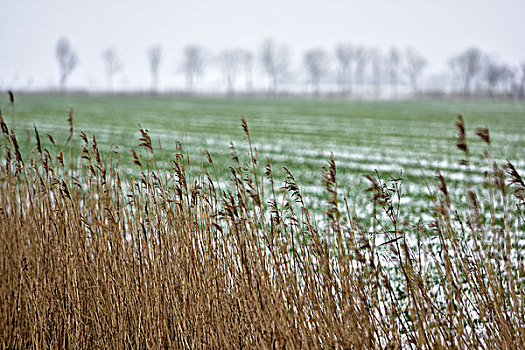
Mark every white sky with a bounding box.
[1,0,524,90]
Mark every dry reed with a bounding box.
[0,113,524,349]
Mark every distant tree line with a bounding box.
[448,47,524,98]
[54,37,525,99]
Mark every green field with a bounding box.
[3,93,525,217]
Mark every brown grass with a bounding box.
[1,114,524,349]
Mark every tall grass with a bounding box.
[1,111,524,349]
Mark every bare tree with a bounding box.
[371,49,383,98]
[387,47,400,97]
[218,49,244,94]
[241,50,254,92]
[218,49,253,94]
[55,38,78,91]
[147,45,162,93]
[405,48,427,94]
[335,44,355,96]
[260,39,290,92]
[483,62,501,96]
[354,46,371,94]
[519,63,525,99]
[304,49,328,96]
[502,66,515,95]
[449,47,483,95]
[102,48,124,91]
[483,59,512,96]
[182,45,204,92]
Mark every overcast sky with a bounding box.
[1,0,524,90]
